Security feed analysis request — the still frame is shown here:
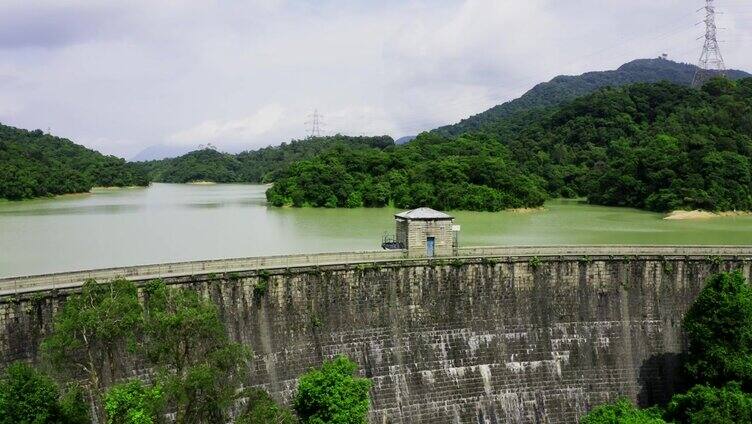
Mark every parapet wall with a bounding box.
[2,248,752,423]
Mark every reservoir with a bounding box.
[1,183,751,278]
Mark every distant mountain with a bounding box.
[395,135,416,145]
[433,58,751,137]
[137,135,395,184]
[130,144,195,162]
[0,124,148,200]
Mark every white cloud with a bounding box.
[170,104,286,145]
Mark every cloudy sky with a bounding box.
[1,0,751,159]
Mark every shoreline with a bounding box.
[506,207,545,214]
[90,185,146,191]
[664,209,752,220]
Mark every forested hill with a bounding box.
[0,124,148,200]
[267,78,752,212]
[136,135,394,184]
[433,58,751,137]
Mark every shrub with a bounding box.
[237,388,297,424]
[293,356,371,424]
[579,398,666,424]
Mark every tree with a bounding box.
[0,362,88,424]
[293,356,371,424]
[104,380,164,424]
[664,382,752,424]
[42,279,143,423]
[142,280,250,424]
[682,270,752,387]
[236,388,298,424]
[579,398,666,424]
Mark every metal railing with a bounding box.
[1,245,751,295]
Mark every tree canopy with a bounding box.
[682,270,752,387]
[0,124,148,200]
[579,398,666,424]
[293,356,372,424]
[664,382,752,424]
[104,380,164,424]
[0,362,88,424]
[42,279,143,423]
[135,135,394,184]
[142,280,250,424]
[236,388,298,424]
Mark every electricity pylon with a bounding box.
[692,0,726,87]
[306,109,324,138]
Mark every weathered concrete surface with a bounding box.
[2,253,751,423]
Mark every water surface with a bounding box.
[1,183,751,278]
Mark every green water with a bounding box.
[1,183,751,278]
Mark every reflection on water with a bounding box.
[1,183,751,278]
[0,204,143,216]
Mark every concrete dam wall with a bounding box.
[2,247,752,423]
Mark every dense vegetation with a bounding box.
[136,135,394,184]
[580,270,752,423]
[293,356,372,424]
[580,398,665,424]
[266,132,548,210]
[0,278,370,424]
[0,362,88,424]
[433,58,750,137]
[268,77,752,212]
[0,124,148,200]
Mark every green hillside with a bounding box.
[0,124,148,200]
[267,78,752,212]
[138,135,394,184]
[433,58,751,137]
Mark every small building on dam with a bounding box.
[393,207,459,257]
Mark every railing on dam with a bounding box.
[1,245,752,295]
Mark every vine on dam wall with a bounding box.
[1,256,751,423]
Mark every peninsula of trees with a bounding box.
[0,125,148,200]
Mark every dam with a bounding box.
[1,245,752,423]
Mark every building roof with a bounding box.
[394,207,453,220]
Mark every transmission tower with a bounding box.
[692,0,726,87]
[305,109,324,138]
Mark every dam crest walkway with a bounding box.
[2,245,751,295]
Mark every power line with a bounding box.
[693,0,726,87]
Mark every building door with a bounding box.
[426,237,435,257]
